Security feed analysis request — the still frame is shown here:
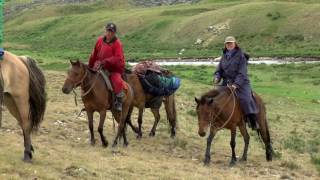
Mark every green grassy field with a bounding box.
[4,0,320,65]
[0,64,319,179]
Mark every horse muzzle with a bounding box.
[198,131,206,137]
[62,86,72,94]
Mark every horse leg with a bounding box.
[229,127,237,166]
[87,110,95,146]
[126,106,139,134]
[13,97,33,162]
[149,108,160,137]
[122,123,129,147]
[164,95,176,138]
[136,108,144,139]
[98,110,108,147]
[112,112,125,147]
[238,122,250,162]
[204,131,216,165]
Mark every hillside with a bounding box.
[4,0,320,66]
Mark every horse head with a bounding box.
[62,59,86,94]
[195,96,216,137]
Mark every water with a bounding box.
[128,59,320,66]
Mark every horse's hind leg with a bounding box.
[164,95,176,138]
[229,127,237,166]
[238,122,250,161]
[149,108,160,137]
[13,96,33,162]
[137,108,144,139]
[87,110,96,146]
[126,106,139,135]
[98,110,108,147]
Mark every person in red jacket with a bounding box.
[88,22,125,111]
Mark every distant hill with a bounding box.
[4,0,320,64]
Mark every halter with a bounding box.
[208,86,237,131]
[67,67,100,106]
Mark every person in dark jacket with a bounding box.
[214,36,259,130]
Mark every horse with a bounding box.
[0,51,46,162]
[62,60,134,147]
[195,86,273,166]
[124,70,177,138]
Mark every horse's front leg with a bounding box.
[229,127,237,166]
[87,110,95,146]
[204,130,216,165]
[98,110,108,147]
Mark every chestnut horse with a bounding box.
[195,87,273,166]
[62,60,134,147]
[0,51,46,162]
[125,71,177,138]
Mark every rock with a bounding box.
[195,38,203,45]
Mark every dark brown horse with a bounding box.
[62,60,134,147]
[125,71,177,138]
[0,51,46,162]
[195,86,272,166]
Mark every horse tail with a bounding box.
[257,98,273,161]
[24,57,47,131]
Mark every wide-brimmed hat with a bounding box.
[224,36,236,44]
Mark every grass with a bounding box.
[3,0,320,62]
[0,63,319,178]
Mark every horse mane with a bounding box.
[199,87,229,104]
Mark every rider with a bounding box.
[213,36,259,130]
[88,22,125,111]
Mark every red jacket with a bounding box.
[88,36,125,73]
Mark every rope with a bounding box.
[209,86,237,131]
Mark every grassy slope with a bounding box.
[3,0,320,67]
[0,64,319,179]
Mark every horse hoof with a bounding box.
[23,152,32,163]
[203,159,211,166]
[136,134,142,139]
[239,157,247,162]
[23,158,32,163]
[112,142,118,148]
[123,142,129,147]
[149,131,155,137]
[229,160,237,167]
[170,133,176,139]
[90,140,96,146]
[102,141,108,148]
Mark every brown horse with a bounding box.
[62,60,134,147]
[195,86,272,166]
[125,71,177,138]
[0,51,46,162]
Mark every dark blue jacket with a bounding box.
[214,48,258,115]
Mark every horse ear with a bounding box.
[70,60,75,65]
[207,98,214,105]
[195,97,200,104]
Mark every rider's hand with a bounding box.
[231,84,237,91]
[213,78,220,85]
